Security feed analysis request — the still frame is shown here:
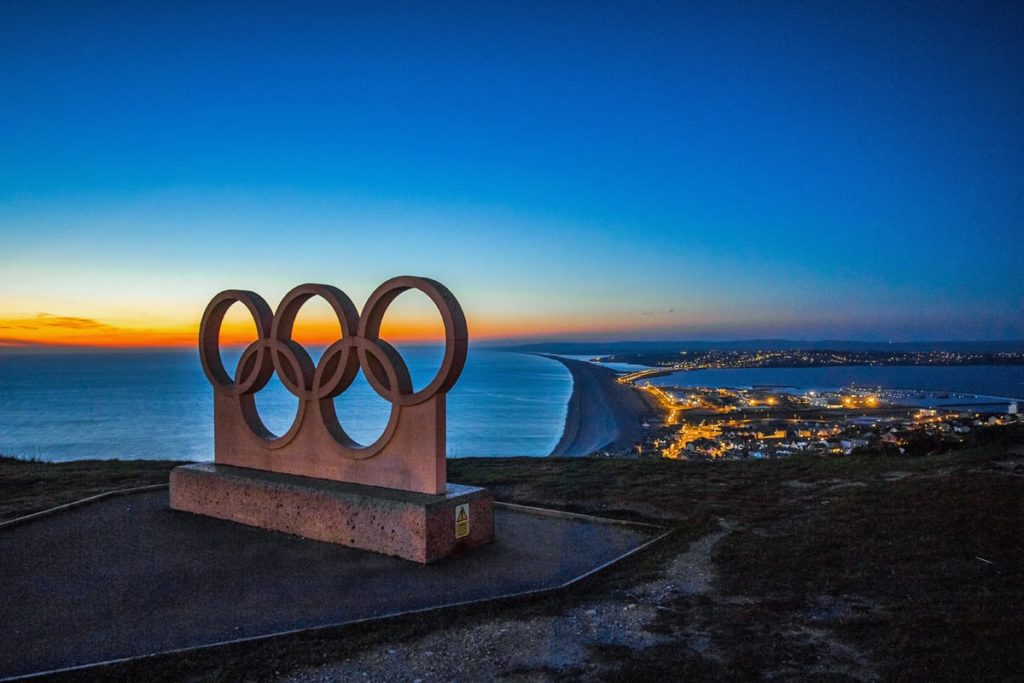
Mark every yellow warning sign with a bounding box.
[455,503,470,539]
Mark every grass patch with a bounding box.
[0,456,185,522]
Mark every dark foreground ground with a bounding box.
[0,492,654,679]
[2,427,1023,681]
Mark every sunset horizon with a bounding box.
[3,3,1022,348]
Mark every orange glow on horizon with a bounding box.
[0,313,626,350]
[0,320,198,348]
[0,309,649,349]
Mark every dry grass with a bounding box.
[0,456,183,522]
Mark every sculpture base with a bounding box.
[169,463,493,563]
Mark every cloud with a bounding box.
[0,313,124,347]
[0,313,112,331]
[0,337,44,347]
[0,312,196,348]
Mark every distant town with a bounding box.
[618,381,1020,461]
[578,350,1024,461]
[596,349,1024,380]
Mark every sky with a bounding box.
[1,0,1022,348]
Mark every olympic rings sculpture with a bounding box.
[199,276,468,462]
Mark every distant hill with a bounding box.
[493,339,1024,354]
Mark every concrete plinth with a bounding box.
[170,463,493,563]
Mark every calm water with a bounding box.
[645,365,1024,403]
[5,352,1021,462]
[0,347,571,461]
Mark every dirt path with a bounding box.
[283,525,734,682]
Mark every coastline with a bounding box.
[539,354,658,456]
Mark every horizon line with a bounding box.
[4,337,1024,354]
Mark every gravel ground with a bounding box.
[282,525,731,682]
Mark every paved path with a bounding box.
[0,490,657,679]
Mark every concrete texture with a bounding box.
[0,490,658,679]
[170,463,494,563]
[199,278,468,495]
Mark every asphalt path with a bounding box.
[0,490,656,678]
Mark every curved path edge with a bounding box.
[0,488,670,682]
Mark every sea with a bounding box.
[2,350,1022,462]
[0,347,571,461]
[642,365,1024,408]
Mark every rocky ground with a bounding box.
[3,424,1022,681]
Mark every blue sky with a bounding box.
[1,0,1022,344]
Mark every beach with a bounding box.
[542,355,658,456]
